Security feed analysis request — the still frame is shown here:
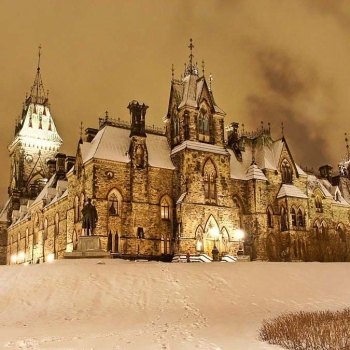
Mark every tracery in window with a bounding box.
[198,106,210,142]
[160,197,170,220]
[108,190,122,216]
[203,159,217,203]
[281,159,293,184]
[291,207,297,226]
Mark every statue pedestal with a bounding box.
[64,236,110,259]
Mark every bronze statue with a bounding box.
[82,198,98,236]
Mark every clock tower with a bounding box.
[7,46,62,212]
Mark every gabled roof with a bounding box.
[246,163,268,181]
[277,184,308,199]
[0,198,11,223]
[171,140,228,156]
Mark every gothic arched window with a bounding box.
[203,159,217,203]
[172,107,180,139]
[74,196,79,223]
[160,197,170,220]
[297,207,305,227]
[108,190,122,217]
[315,195,323,213]
[290,207,297,227]
[281,159,293,184]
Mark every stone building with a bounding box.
[2,42,350,265]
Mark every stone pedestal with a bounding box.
[64,236,110,259]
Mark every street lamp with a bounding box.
[236,229,245,256]
[209,224,220,261]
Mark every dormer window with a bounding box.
[281,159,293,184]
[160,197,170,220]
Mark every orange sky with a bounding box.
[1,0,350,205]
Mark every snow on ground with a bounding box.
[0,259,349,350]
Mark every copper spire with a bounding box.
[28,45,48,106]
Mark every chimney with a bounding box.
[128,100,148,137]
[319,165,333,181]
[55,153,66,178]
[65,156,76,173]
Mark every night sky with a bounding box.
[1,0,350,205]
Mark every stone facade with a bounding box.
[2,46,350,264]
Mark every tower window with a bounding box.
[108,192,119,216]
[281,159,293,184]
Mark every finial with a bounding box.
[171,63,174,81]
[79,121,83,139]
[268,122,271,132]
[184,62,187,77]
[345,133,349,160]
[37,44,42,71]
[201,60,205,76]
[261,121,264,130]
[281,122,284,137]
[188,38,194,70]
[209,73,213,91]
[105,110,109,121]
[242,123,245,134]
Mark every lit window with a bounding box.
[108,193,118,216]
[160,198,170,220]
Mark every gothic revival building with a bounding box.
[2,42,350,265]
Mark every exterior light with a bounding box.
[46,253,55,262]
[196,240,202,252]
[11,254,17,264]
[18,251,25,261]
[236,229,245,241]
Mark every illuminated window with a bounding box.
[44,218,48,240]
[160,198,170,220]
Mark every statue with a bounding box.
[82,198,98,236]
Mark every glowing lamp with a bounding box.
[46,253,55,263]
[11,254,17,264]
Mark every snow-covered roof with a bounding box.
[176,192,187,204]
[0,198,11,223]
[82,126,174,170]
[245,163,268,181]
[277,184,308,199]
[171,140,228,156]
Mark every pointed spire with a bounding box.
[281,122,284,138]
[171,63,174,81]
[28,45,48,106]
[79,121,83,144]
[201,60,205,76]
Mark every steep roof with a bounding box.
[277,184,308,199]
[82,125,174,170]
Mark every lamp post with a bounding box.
[210,225,220,261]
[236,229,245,256]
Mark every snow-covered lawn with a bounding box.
[0,259,349,349]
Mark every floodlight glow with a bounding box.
[46,253,55,263]
[196,240,202,251]
[18,251,25,261]
[236,229,245,240]
[10,254,17,263]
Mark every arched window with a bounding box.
[281,206,288,231]
[108,193,119,216]
[281,159,293,184]
[107,189,122,217]
[203,159,217,203]
[297,207,305,227]
[160,197,170,220]
[290,207,297,227]
[34,213,40,244]
[315,195,323,212]
[267,206,273,228]
[107,231,112,251]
